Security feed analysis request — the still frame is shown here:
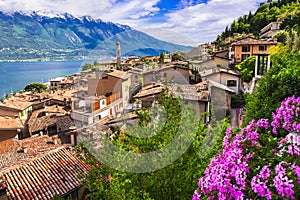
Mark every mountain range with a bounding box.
[0,11,191,61]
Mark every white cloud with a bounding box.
[151,0,266,45]
[0,0,160,20]
[0,0,115,17]
[0,0,266,46]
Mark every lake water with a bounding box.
[0,60,88,97]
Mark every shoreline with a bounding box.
[0,59,86,63]
[0,61,87,98]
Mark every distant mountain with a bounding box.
[0,11,191,61]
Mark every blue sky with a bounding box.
[0,0,266,46]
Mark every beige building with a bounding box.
[0,97,33,140]
[230,38,277,65]
[207,80,235,120]
[72,70,130,126]
[129,62,191,87]
[199,68,240,94]
[133,83,210,121]
[0,116,24,142]
[260,22,281,39]
[0,99,33,120]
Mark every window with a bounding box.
[242,45,250,52]
[227,80,237,87]
[102,100,105,105]
[163,72,167,78]
[259,45,267,51]
[242,54,250,61]
[257,55,268,76]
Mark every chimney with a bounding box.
[116,42,121,69]
[0,180,8,200]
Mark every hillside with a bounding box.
[0,11,191,60]
[215,0,300,47]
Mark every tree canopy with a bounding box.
[24,82,48,93]
[76,89,229,199]
[236,56,256,83]
[215,0,300,47]
[245,43,300,122]
[81,61,98,71]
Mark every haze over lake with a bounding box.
[0,61,86,97]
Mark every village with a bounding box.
[0,21,281,199]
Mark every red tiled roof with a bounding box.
[200,67,239,77]
[56,115,75,133]
[231,38,277,46]
[28,115,56,133]
[0,147,90,200]
[167,83,209,101]
[134,84,164,98]
[1,98,33,111]
[0,107,20,117]
[0,116,24,129]
[0,135,63,170]
[107,70,129,80]
[44,105,68,114]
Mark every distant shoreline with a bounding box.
[0,61,84,98]
[0,59,85,63]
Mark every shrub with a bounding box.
[193,96,300,200]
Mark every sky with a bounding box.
[0,0,266,46]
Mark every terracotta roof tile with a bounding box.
[0,116,24,129]
[0,147,89,200]
[134,83,210,101]
[28,115,56,134]
[134,84,164,98]
[0,135,64,170]
[56,115,75,133]
[231,38,277,46]
[107,70,129,80]
[200,67,239,77]
[1,97,33,111]
[167,83,209,101]
[0,107,20,117]
[43,105,68,114]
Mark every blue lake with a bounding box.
[0,60,89,97]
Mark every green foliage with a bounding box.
[273,30,288,43]
[81,62,98,71]
[4,94,11,99]
[285,25,300,51]
[245,44,300,122]
[78,89,229,199]
[215,0,300,47]
[141,57,150,64]
[236,56,256,83]
[24,82,47,93]
[52,194,64,200]
[231,94,247,108]
[171,52,184,61]
[159,52,165,64]
[148,62,158,69]
[51,86,59,91]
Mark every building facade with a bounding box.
[230,38,277,65]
